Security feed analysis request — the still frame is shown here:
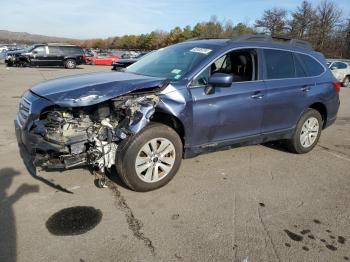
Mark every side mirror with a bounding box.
[204,73,233,95]
[331,66,337,70]
[208,73,233,87]
[32,51,38,54]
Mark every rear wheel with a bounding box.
[64,59,76,69]
[116,123,183,191]
[286,109,323,154]
[343,76,350,88]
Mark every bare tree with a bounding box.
[289,0,316,39]
[312,0,342,50]
[255,8,288,36]
[344,19,350,58]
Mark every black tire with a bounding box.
[19,60,29,67]
[343,76,350,88]
[286,109,323,154]
[115,123,183,192]
[64,59,76,69]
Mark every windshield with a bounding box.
[24,45,37,52]
[126,44,215,80]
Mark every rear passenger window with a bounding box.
[296,54,325,77]
[264,49,295,79]
[61,46,83,55]
[48,46,62,55]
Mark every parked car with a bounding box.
[5,44,84,68]
[111,53,148,71]
[15,35,340,191]
[327,60,350,87]
[86,53,120,65]
[0,49,7,63]
[0,45,8,53]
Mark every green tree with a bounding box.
[233,23,256,36]
[181,25,193,40]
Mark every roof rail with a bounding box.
[229,34,313,50]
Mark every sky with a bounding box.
[1,0,349,39]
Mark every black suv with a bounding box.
[5,44,84,69]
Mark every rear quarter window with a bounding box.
[60,46,83,55]
[293,53,307,77]
[296,53,325,77]
[263,49,295,79]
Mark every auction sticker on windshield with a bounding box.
[190,47,212,55]
[171,69,182,74]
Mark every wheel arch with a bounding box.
[151,111,185,146]
[64,56,77,61]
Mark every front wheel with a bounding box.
[286,109,323,154]
[116,123,183,191]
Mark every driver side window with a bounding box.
[33,46,46,55]
[191,48,258,87]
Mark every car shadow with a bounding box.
[0,167,39,262]
[105,167,129,190]
[18,143,127,191]
[262,140,291,153]
[18,145,74,194]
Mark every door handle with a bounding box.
[251,92,264,99]
[300,85,311,92]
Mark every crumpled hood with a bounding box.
[30,71,167,107]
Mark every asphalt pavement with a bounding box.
[0,65,349,262]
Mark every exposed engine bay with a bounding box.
[31,94,159,172]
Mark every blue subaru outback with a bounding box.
[15,35,340,191]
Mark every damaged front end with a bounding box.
[30,94,159,172]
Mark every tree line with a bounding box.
[79,0,349,58]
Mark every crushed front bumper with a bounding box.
[15,119,69,169]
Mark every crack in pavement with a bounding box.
[108,182,156,256]
[257,206,281,262]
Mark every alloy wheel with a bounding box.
[300,117,320,148]
[135,137,176,183]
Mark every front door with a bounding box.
[30,46,48,66]
[189,48,265,146]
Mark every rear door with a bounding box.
[48,46,64,66]
[261,49,314,133]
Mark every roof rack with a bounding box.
[184,37,227,42]
[229,34,313,50]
